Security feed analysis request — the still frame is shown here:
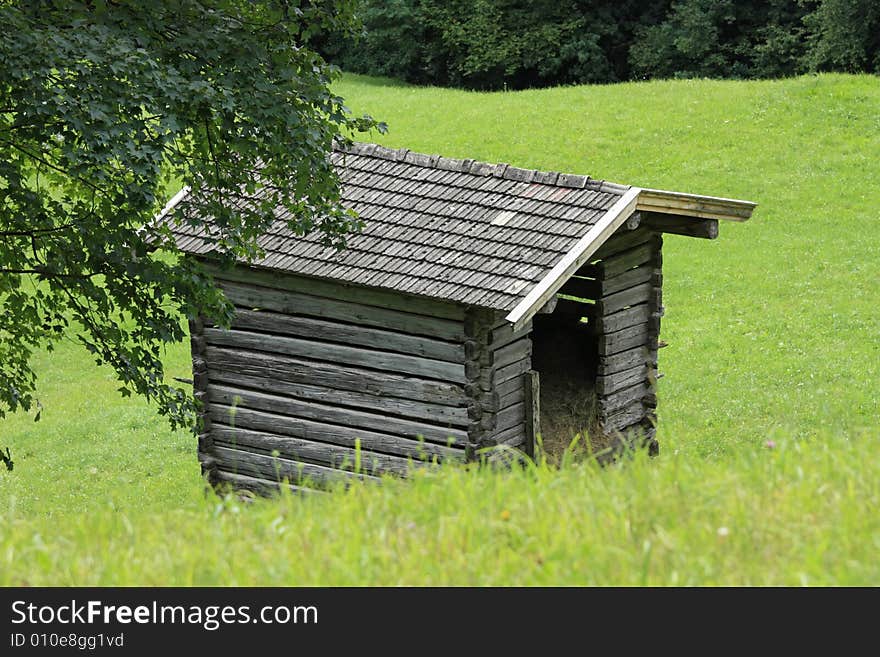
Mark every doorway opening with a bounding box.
[529,300,603,461]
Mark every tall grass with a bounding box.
[2,434,877,586]
[1,73,878,585]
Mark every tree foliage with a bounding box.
[329,0,880,89]
[0,1,383,431]
[328,0,666,88]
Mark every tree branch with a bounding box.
[0,268,99,279]
[0,137,114,202]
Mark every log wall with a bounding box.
[584,227,663,454]
[481,317,534,452]
[195,265,471,491]
[193,222,666,490]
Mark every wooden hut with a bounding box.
[161,142,755,493]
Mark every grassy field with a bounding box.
[1,73,878,585]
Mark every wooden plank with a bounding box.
[593,228,654,260]
[579,242,654,279]
[227,308,465,363]
[219,279,465,341]
[210,445,378,487]
[600,265,654,297]
[596,363,648,395]
[496,376,524,399]
[636,188,755,222]
[212,425,416,476]
[597,282,653,316]
[496,402,525,433]
[208,264,466,320]
[505,187,641,330]
[498,386,525,410]
[558,275,600,301]
[599,325,649,356]
[599,400,647,432]
[640,212,718,239]
[204,346,467,408]
[204,328,466,383]
[210,369,470,427]
[206,404,463,458]
[489,320,533,351]
[597,382,650,415]
[488,357,532,389]
[523,370,539,459]
[598,346,649,376]
[493,425,527,448]
[593,304,650,334]
[208,385,469,446]
[488,337,532,369]
[212,469,320,496]
[638,203,740,222]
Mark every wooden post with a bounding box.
[523,370,540,459]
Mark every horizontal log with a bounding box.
[599,399,647,433]
[486,337,532,369]
[593,228,655,260]
[489,320,533,351]
[495,376,524,399]
[204,346,468,408]
[227,308,465,363]
[600,265,654,297]
[204,328,465,383]
[210,369,470,427]
[210,445,377,488]
[212,469,319,496]
[598,345,649,376]
[597,382,650,415]
[208,264,465,320]
[498,386,525,410]
[558,276,600,301]
[596,363,648,395]
[212,425,417,476]
[597,282,654,316]
[593,304,651,334]
[209,385,469,446]
[483,356,532,390]
[207,404,463,458]
[219,279,465,341]
[599,325,649,356]
[579,242,656,279]
[496,402,525,433]
[493,425,527,448]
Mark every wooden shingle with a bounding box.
[163,141,749,318]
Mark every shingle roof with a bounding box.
[165,142,635,314]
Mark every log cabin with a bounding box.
[160,142,755,493]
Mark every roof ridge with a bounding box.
[335,140,630,195]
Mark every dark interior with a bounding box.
[530,304,602,460]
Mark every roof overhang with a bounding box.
[637,188,756,221]
[504,187,755,330]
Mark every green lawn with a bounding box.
[1,73,878,585]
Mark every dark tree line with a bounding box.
[322,0,880,89]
